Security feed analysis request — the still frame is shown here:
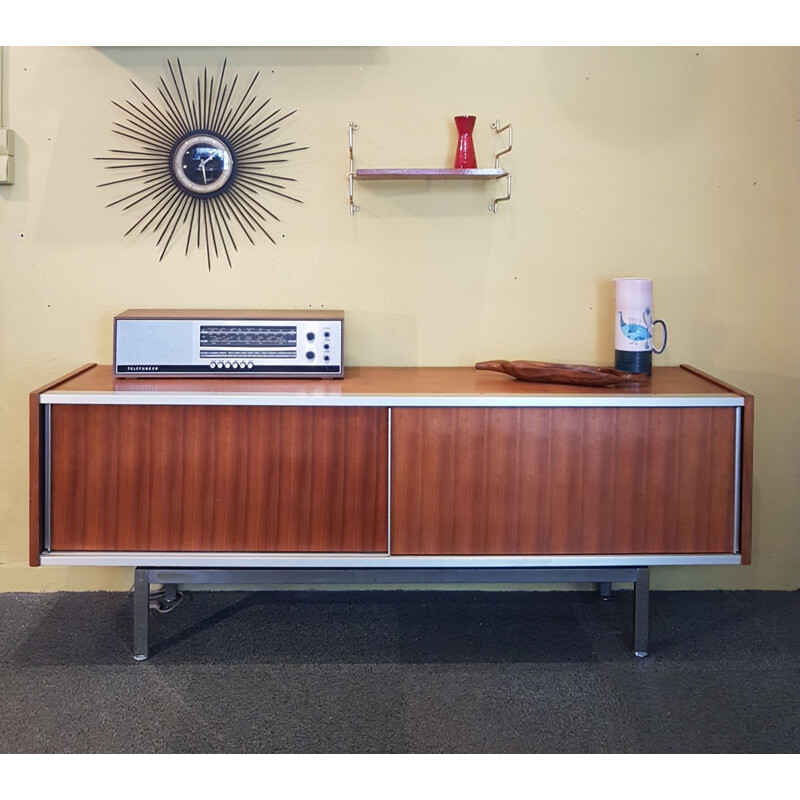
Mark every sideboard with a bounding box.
[30,364,753,659]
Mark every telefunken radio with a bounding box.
[114,309,344,378]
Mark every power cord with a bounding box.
[148,587,191,614]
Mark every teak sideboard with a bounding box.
[30,364,753,659]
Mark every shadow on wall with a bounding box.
[94,46,389,72]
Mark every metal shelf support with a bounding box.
[490,120,513,213]
[348,122,360,214]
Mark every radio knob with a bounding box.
[306,351,315,360]
[306,332,316,342]
[210,362,217,369]
[224,362,231,369]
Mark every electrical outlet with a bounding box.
[0,130,14,183]
[0,128,13,156]
[0,154,13,184]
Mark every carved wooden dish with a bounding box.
[475,359,650,387]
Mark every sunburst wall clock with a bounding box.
[96,59,307,270]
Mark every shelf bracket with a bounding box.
[490,120,512,213]
[348,122,360,214]
[491,173,511,214]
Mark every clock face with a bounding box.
[171,133,234,196]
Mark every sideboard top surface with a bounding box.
[34,364,749,408]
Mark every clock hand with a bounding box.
[199,154,214,184]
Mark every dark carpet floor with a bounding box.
[0,588,798,753]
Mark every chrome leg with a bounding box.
[133,567,150,661]
[633,566,650,657]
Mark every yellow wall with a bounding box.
[1,46,798,591]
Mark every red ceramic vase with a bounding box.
[453,115,477,169]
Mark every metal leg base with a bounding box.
[130,565,651,660]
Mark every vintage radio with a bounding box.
[113,309,344,378]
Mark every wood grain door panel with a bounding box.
[390,407,738,555]
[49,405,388,552]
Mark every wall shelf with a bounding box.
[348,121,512,214]
[355,168,508,180]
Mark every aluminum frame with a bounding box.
[40,392,745,408]
[41,552,742,567]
